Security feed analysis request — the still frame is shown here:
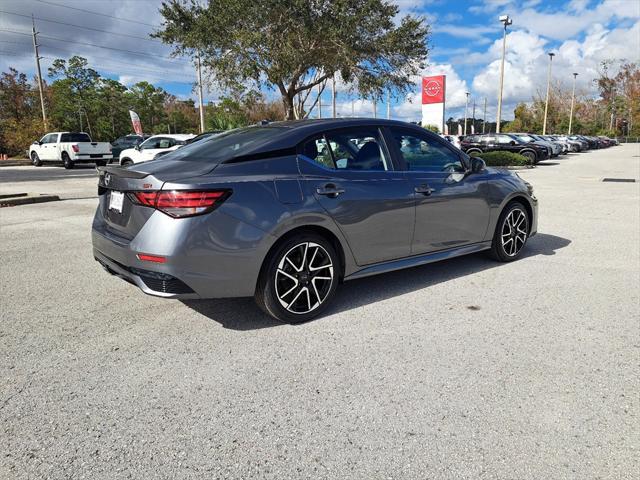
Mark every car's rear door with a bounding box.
[386,127,491,255]
[297,127,414,266]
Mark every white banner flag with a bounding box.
[129,110,143,135]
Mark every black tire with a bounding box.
[489,201,530,262]
[120,158,133,166]
[62,152,74,169]
[520,150,537,164]
[255,233,340,323]
[31,151,42,167]
[466,149,482,157]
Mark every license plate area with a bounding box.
[108,191,124,213]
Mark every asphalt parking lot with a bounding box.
[1,145,639,479]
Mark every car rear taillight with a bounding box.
[130,190,230,218]
[71,144,79,153]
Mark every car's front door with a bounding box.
[39,134,56,160]
[298,127,414,266]
[387,127,491,255]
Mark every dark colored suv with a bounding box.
[460,134,549,164]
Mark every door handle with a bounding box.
[414,184,434,196]
[316,184,345,198]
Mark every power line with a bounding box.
[34,0,161,28]
[0,29,188,64]
[0,10,162,43]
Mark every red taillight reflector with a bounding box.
[137,253,166,263]
[133,191,157,207]
[71,144,79,153]
[130,190,229,218]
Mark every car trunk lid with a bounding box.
[96,161,219,240]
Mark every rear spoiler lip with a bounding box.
[97,165,150,179]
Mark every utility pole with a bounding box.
[31,16,47,130]
[331,75,336,118]
[196,55,205,133]
[568,72,578,135]
[318,83,322,119]
[463,92,470,135]
[483,97,487,133]
[609,85,616,132]
[542,52,555,135]
[372,97,377,118]
[386,90,391,119]
[496,15,512,133]
[351,99,355,117]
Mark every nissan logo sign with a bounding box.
[424,80,442,97]
[104,173,111,186]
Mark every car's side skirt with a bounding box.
[344,241,492,281]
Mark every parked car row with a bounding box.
[453,133,618,164]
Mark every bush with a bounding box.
[468,150,530,166]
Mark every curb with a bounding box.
[0,193,61,207]
[0,159,31,167]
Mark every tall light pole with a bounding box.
[542,52,555,135]
[496,14,512,134]
[568,72,578,135]
[463,92,470,135]
[483,97,487,133]
[331,75,336,118]
[386,90,391,119]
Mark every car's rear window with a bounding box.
[60,133,92,142]
[156,127,287,163]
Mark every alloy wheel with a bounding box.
[275,242,334,315]
[501,208,528,257]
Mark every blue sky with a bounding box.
[1,0,639,122]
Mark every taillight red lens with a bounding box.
[131,190,229,218]
[71,144,79,153]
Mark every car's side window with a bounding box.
[158,139,172,148]
[300,129,390,171]
[497,135,514,144]
[391,129,465,173]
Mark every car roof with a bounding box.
[146,134,195,140]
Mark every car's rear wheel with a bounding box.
[489,202,529,262]
[31,151,42,166]
[255,233,339,323]
[62,152,74,169]
[121,158,133,166]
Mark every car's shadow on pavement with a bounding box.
[182,233,571,330]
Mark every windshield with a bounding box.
[154,126,287,163]
[516,134,535,142]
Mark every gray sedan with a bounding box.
[92,119,538,322]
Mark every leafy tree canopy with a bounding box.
[154,0,430,119]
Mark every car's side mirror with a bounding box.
[470,157,486,174]
[33,141,41,145]
[510,141,516,146]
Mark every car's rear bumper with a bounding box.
[91,202,272,299]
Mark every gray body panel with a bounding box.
[92,118,537,299]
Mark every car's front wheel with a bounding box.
[255,233,340,323]
[489,202,530,262]
[120,158,133,166]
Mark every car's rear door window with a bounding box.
[300,128,390,171]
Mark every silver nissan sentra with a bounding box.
[92,118,537,323]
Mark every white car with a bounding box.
[118,134,195,165]
[29,132,113,169]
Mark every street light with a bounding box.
[542,52,555,135]
[464,92,470,135]
[568,72,578,135]
[496,14,512,134]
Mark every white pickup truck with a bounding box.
[29,132,113,169]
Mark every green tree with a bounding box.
[48,56,100,136]
[155,0,430,120]
[128,81,169,133]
